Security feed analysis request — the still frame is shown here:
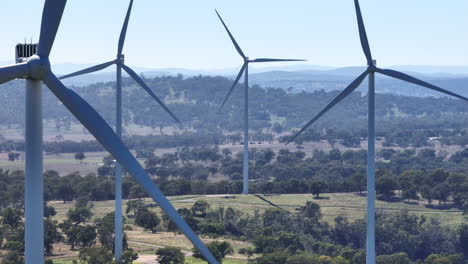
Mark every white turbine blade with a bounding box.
[215,9,246,59]
[375,67,468,102]
[288,70,369,143]
[37,0,67,58]
[251,58,306,63]
[59,60,116,80]
[42,72,218,264]
[218,63,246,112]
[0,63,30,84]
[118,0,134,56]
[354,0,373,65]
[121,64,182,125]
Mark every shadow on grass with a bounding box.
[313,196,330,200]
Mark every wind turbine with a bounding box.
[58,0,181,260]
[0,1,217,263]
[215,9,305,195]
[288,0,468,263]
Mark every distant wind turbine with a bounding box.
[59,0,181,260]
[0,1,216,263]
[215,9,306,195]
[288,0,468,263]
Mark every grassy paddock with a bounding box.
[50,193,467,227]
[47,193,466,263]
[185,256,248,264]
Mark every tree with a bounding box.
[310,179,328,198]
[424,254,464,264]
[272,122,284,134]
[278,232,304,254]
[135,211,160,233]
[1,251,24,264]
[199,223,226,238]
[402,186,419,202]
[96,212,118,251]
[44,219,62,255]
[78,247,113,264]
[125,199,147,217]
[193,241,233,263]
[429,169,449,186]
[75,225,97,248]
[7,152,20,162]
[376,253,411,264]
[44,205,57,219]
[284,253,320,264]
[191,200,210,217]
[0,208,22,228]
[459,224,468,259]
[379,149,396,160]
[300,201,322,221]
[74,152,86,163]
[351,173,366,195]
[250,251,289,264]
[421,185,435,205]
[253,235,278,254]
[156,246,185,264]
[129,185,146,200]
[376,176,398,199]
[67,207,93,225]
[120,249,139,264]
[433,183,451,205]
[238,247,255,259]
[56,182,75,202]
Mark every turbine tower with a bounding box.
[0,1,217,263]
[58,0,181,260]
[288,0,468,263]
[215,9,305,195]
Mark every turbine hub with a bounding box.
[368,60,377,72]
[117,54,125,64]
[27,55,50,80]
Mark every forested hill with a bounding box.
[0,74,468,133]
[248,68,468,97]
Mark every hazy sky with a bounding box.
[0,0,466,69]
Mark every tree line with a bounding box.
[1,194,466,263]
[1,146,467,214]
[1,74,468,134]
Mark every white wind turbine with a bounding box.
[0,1,217,263]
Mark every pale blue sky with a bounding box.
[0,0,466,69]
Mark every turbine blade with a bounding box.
[121,64,182,125]
[375,68,468,102]
[118,0,134,56]
[37,0,67,58]
[218,63,246,112]
[215,9,246,59]
[59,60,116,80]
[251,58,307,63]
[354,0,373,65]
[0,63,30,84]
[42,72,218,264]
[288,70,369,143]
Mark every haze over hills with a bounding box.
[2,60,467,97]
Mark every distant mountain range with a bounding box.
[2,61,467,97]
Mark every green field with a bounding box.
[49,256,248,264]
[46,192,467,263]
